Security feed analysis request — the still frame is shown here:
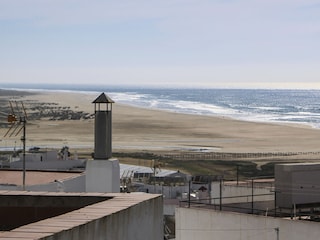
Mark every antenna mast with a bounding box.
[3,101,28,190]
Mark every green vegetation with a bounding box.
[113,151,276,180]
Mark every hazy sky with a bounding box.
[1,0,320,89]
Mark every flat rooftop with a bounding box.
[0,170,82,186]
[0,191,162,239]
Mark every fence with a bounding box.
[179,193,277,216]
[160,151,320,161]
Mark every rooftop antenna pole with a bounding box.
[21,115,26,190]
[3,101,28,190]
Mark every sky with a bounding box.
[1,0,320,89]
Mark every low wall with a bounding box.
[0,192,163,240]
[10,159,86,170]
[211,182,274,204]
[176,207,320,240]
[27,174,86,192]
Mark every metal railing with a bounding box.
[179,193,276,216]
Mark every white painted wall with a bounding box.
[211,182,274,204]
[176,207,320,240]
[22,150,58,162]
[10,159,86,170]
[275,163,320,208]
[86,159,120,193]
[26,175,86,192]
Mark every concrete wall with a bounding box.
[46,196,163,240]
[0,192,163,240]
[0,193,108,231]
[144,184,189,197]
[27,175,86,192]
[211,182,274,204]
[22,151,58,162]
[10,159,86,171]
[275,163,320,208]
[176,207,320,240]
[86,159,120,193]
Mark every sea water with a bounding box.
[2,83,320,128]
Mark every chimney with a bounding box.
[92,93,114,159]
[86,92,120,193]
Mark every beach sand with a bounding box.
[1,90,320,159]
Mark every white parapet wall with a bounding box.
[22,150,58,162]
[211,182,274,204]
[176,207,320,240]
[86,159,120,193]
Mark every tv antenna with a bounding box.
[3,100,28,190]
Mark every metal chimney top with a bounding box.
[92,93,114,104]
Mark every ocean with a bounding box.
[2,84,320,128]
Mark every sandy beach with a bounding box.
[1,90,320,159]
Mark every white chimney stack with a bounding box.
[86,93,120,193]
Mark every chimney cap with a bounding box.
[92,93,114,104]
